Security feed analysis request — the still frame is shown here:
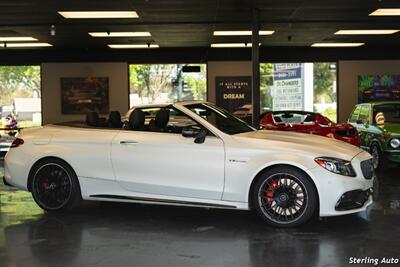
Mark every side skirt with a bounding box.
[89,194,237,209]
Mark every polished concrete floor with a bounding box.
[0,162,400,267]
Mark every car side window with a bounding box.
[358,105,370,124]
[349,105,361,123]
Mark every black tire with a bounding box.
[252,166,318,227]
[31,158,82,212]
[370,143,385,171]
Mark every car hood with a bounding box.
[378,122,400,135]
[234,130,364,161]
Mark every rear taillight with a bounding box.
[11,138,24,148]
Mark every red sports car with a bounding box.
[260,111,360,146]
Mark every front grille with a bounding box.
[360,159,374,180]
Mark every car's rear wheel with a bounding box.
[31,158,81,212]
[252,166,317,227]
[370,143,384,171]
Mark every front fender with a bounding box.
[222,151,319,203]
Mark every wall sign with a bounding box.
[216,76,252,113]
[358,74,400,103]
[61,77,109,114]
[271,63,314,111]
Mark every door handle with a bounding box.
[120,141,138,145]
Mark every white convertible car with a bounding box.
[4,101,375,227]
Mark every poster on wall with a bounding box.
[60,77,109,114]
[358,74,400,103]
[270,63,314,111]
[216,76,252,115]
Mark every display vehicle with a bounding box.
[348,101,400,170]
[4,101,375,227]
[260,111,360,146]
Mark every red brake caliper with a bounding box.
[265,180,278,206]
[42,178,49,190]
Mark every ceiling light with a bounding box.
[369,9,400,16]
[311,43,365,47]
[335,29,399,35]
[0,43,52,48]
[213,30,274,36]
[0,37,38,42]
[211,43,261,48]
[58,11,138,19]
[108,44,159,49]
[89,32,151,37]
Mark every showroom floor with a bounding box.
[0,161,399,267]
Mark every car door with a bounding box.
[111,108,225,200]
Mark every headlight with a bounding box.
[315,157,356,177]
[390,138,400,149]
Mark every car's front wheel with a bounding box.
[31,158,82,212]
[252,166,317,227]
[370,143,384,171]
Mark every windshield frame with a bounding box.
[182,102,256,135]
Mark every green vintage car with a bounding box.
[348,101,400,170]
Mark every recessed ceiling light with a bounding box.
[0,37,38,42]
[335,30,399,35]
[213,30,274,36]
[311,43,365,47]
[369,9,400,16]
[58,11,138,19]
[89,32,151,37]
[108,44,159,49]
[0,43,52,48]
[211,43,261,48]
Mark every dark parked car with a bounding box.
[348,101,400,170]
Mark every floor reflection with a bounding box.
[0,164,399,267]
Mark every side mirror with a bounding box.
[356,119,364,124]
[182,126,207,144]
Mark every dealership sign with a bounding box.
[216,76,252,113]
[273,63,302,81]
[271,63,313,111]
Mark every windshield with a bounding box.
[185,103,255,135]
[373,104,400,124]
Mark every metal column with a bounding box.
[251,7,260,128]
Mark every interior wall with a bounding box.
[41,62,128,124]
[40,60,384,125]
[207,61,252,104]
[338,60,400,123]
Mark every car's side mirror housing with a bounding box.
[182,126,207,144]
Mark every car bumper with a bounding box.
[3,147,31,191]
[309,151,374,217]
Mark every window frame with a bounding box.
[348,105,362,123]
[358,104,371,124]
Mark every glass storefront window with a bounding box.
[260,62,337,122]
[129,64,206,107]
[0,65,41,152]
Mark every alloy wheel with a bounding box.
[371,145,380,170]
[33,163,73,210]
[258,173,308,224]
